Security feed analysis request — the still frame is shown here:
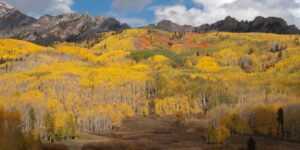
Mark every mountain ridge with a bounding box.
[152,16,300,34]
[194,16,300,34]
[0,1,36,32]
[0,1,299,46]
[0,2,130,45]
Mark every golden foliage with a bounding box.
[206,125,230,144]
[195,56,221,72]
[154,96,198,117]
[0,30,300,142]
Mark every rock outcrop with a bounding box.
[0,2,130,45]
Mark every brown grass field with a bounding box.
[47,117,300,150]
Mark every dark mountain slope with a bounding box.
[194,16,300,34]
[151,16,300,34]
[0,2,36,33]
[0,2,130,45]
[148,20,193,32]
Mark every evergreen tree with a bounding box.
[277,108,284,137]
[247,137,256,150]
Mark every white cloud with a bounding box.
[290,8,300,18]
[2,0,74,17]
[193,0,236,8]
[154,0,300,28]
[118,17,148,27]
[112,0,153,13]
[154,5,205,26]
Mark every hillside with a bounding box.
[0,2,129,46]
[0,29,300,149]
[149,16,300,34]
[0,1,299,47]
[195,16,300,34]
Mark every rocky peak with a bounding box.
[194,16,300,34]
[0,1,36,32]
[252,16,287,26]
[0,2,130,45]
[151,20,193,32]
[224,16,238,22]
[0,1,15,15]
[250,16,291,33]
[55,13,90,22]
[94,16,107,23]
[147,16,300,34]
[211,16,239,32]
[0,1,14,10]
[253,16,266,22]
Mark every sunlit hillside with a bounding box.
[0,29,300,149]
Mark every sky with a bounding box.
[2,0,300,27]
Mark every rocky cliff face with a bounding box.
[12,13,130,45]
[0,2,130,45]
[194,16,300,34]
[151,16,300,34]
[0,2,36,33]
[1,1,299,45]
[148,20,193,32]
